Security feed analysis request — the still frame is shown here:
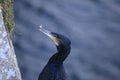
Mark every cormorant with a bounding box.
[38,26,71,80]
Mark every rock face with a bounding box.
[0,5,21,80]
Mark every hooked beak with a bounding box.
[39,25,59,46]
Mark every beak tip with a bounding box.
[38,25,52,38]
[39,25,42,28]
[38,25,42,31]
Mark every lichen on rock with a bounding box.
[0,0,14,32]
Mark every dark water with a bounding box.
[13,0,120,80]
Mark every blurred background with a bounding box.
[12,0,120,80]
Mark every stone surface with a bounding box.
[0,6,21,80]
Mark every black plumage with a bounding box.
[38,26,71,80]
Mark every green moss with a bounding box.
[0,0,14,32]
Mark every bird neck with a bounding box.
[48,45,71,65]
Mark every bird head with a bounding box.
[39,25,71,48]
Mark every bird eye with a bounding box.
[51,33,60,38]
[54,34,59,38]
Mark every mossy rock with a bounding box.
[0,0,14,32]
